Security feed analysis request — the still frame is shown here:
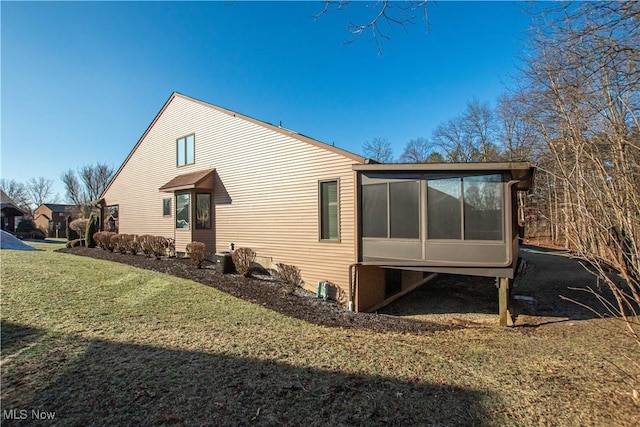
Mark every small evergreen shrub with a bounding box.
[66,215,78,241]
[85,214,98,248]
[275,263,303,294]
[232,247,256,277]
[15,220,46,240]
[65,238,85,248]
[186,241,206,268]
[16,219,36,233]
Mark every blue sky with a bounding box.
[1,1,534,201]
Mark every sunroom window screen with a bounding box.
[362,183,388,238]
[427,174,503,241]
[427,178,462,239]
[463,175,503,240]
[389,181,420,239]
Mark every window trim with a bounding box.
[318,179,340,242]
[176,133,195,167]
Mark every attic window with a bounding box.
[177,134,195,167]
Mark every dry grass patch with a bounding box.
[1,249,638,426]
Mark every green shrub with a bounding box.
[186,241,206,268]
[232,247,256,277]
[65,238,85,248]
[275,263,303,294]
[66,215,78,241]
[85,214,98,248]
[16,219,36,233]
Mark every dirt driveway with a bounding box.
[380,246,615,327]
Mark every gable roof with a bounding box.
[100,92,368,200]
[0,189,26,215]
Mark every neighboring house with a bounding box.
[0,189,26,233]
[33,204,80,238]
[99,92,534,324]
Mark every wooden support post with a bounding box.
[498,277,512,327]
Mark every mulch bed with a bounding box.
[57,247,458,334]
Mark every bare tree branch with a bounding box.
[26,177,55,208]
[315,1,429,53]
[61,163,115,213]
[363,136,394,162]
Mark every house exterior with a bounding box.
[33,203,79,238]
[99,92,535,324]
[0,189,25,233]
[99,93,367,300]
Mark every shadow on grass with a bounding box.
[2,328,494,426]
[0,321,46,358]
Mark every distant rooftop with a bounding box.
[41,203,77,213]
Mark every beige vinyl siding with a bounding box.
[102,94,362,293]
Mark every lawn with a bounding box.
[1,244,638,425]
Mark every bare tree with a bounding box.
[363,137,394,163]
[431,99,503,162]
[0,179,31,214]
[463,99,501,162]
[61,170,84,206]
[398,137,435,163]
[62,163,115,213]
[80,163,115,202]
[496,92,542,162]
[26,177,56,208]
[523,2,640,353]
[431,114,475,162]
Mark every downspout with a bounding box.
[504,180,521,269]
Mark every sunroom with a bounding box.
[351,162,535,325]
